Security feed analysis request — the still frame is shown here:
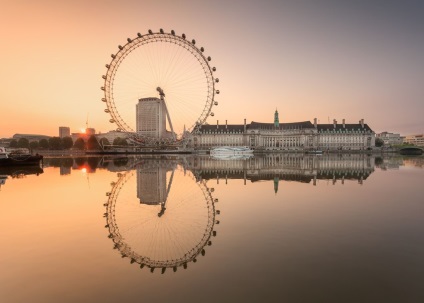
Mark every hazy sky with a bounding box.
[1,0,423,138]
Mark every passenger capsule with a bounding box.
[200,47,204,52]
[137,32,142,37]
[148,29,153,34]
[118,45,123,50]
[214,101,218,105]
[212,67,216,72]
[127,38,132,43]
[101,98,106,102]
[192,39,196,45]
[109,119,115,123]
[160,28,164,34]
[210,112,215,117]
[104,109,110,113]
[102,75,106,79]
[105,64,110,68]
[111,54,115,59]
[171,30,175,35]
[101,87,105,90]
[215,78,219,83]
[182,33,186,39]
[216,90,220,94]
[207,56,211,61]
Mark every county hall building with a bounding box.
[189,110,375,151]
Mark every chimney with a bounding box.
[217,120,219,129]
[244,119,246,132]
[314,118,317,128]
[225,120,228,129]
[333,119,337,128]
[361,119,364,128]
[342,119,345,128]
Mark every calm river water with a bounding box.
[1,154,424,303]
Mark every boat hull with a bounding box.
[0,155,43,166]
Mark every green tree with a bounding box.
[49,137,63,150]
[17,138,29,148]
[9,139,18,148]
[39,139,49,149]
[62,136,73,149]
[73,138,86,150]
[29,141,39,150]
[87,135,100,150]
[375,137,384,147]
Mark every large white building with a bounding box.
[136,97,167,138]
[59,127,70,138]
[189,110,375,151]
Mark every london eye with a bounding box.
[104,160,219,273]
[101,29,219,145]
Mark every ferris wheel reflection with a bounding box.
[104,159,219,273]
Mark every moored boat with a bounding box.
[0,147,43,166]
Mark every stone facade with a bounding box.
[188,114,375,151]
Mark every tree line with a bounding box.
[8,136,128,150]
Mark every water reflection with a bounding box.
[39,154,424,274]
[192,154,375,187]
[41,154,423,191]
[0,165,43,189]
[104,159,217,273]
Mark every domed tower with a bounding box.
[274,109,279,128]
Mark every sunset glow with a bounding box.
[1,1,423,138]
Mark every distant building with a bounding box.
[404,134,424,147]
[59,127,70,138]
[376,131,403,146]
[86,128,95,135]
[0,138,13,147]
[12,134,50,142]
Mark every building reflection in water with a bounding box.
[191,154,376,191]
[100,153,385,273]
[39,154,421,273]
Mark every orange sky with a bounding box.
[1,0,423,138]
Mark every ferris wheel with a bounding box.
[104,161,219,273]
[101,29,219,145]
